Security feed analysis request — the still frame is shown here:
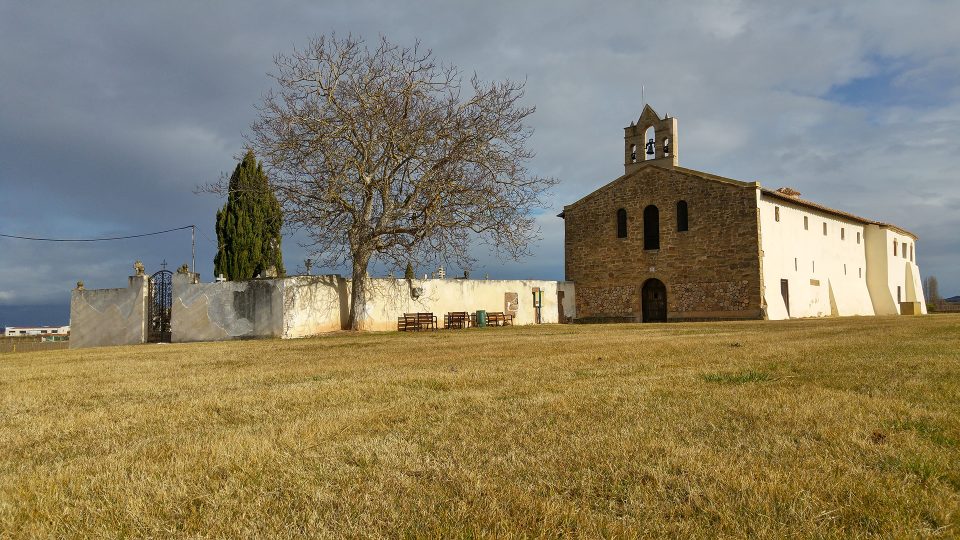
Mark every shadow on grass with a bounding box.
[701,370,772,384]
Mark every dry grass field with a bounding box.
[2,316,959,538]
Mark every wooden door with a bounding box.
[641,279,667,322]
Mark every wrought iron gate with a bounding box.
[148,270,173,343]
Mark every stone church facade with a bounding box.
[562,105,926,322]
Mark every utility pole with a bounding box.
[191,225,196,275]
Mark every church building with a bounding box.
[561,105,926,322]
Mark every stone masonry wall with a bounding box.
[564,165,763,321]
[575,285,635,318]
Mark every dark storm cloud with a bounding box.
[1,0,959,316]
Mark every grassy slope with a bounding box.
[1,316,959,538]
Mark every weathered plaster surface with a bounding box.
[172,279,283,342]
[69,275,147,348]
[281,275,347,337]
[72,271,574,345]
[358,278,572,331]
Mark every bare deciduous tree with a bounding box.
[923,275,940,304]
[249,35,556,329]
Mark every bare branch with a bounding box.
[247,34,557,329]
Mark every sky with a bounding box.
[1,0,958,326]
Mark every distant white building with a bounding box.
[3,325,70,337]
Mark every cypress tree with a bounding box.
[404,261,415,280]
[214,150,285,280]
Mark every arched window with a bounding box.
[616,208,627,238]
[643,205,660,250]
[676,200,688,232]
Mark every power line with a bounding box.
[1,224,198,274]
[0,225,194,242]
[195,226,218,245]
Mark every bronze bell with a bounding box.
[645,138,655,156]
[663,140,671,155]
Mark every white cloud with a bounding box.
[1,0,958,302]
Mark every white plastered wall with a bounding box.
[864,225,926,315]
[759,194,874,319]
[281,275,347,337]
[357,278,574,331]
[172,274,575,337]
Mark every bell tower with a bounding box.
[624,104,678,174]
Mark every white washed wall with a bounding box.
[759,194,875,319]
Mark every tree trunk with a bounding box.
[347,250,372,330]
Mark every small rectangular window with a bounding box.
[901,242,907,259]
[812,261,815,272]
[841,228,845,240]
[775,206,780,222]
[910,244,914,262]
[893,241,898,256]
[859,268,862,278]
[823,222,828,236]
[794,258,798,271]
[857,231,861,244]
[804,216,809,230]
[844,264,847,275]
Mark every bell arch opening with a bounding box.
[644,126,656,160]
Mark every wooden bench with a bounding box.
[398,312,437,331]
[444,311,470,329]
[486,312,515,326]
[397,313,417,331]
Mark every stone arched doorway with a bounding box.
[641,279,667,322]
